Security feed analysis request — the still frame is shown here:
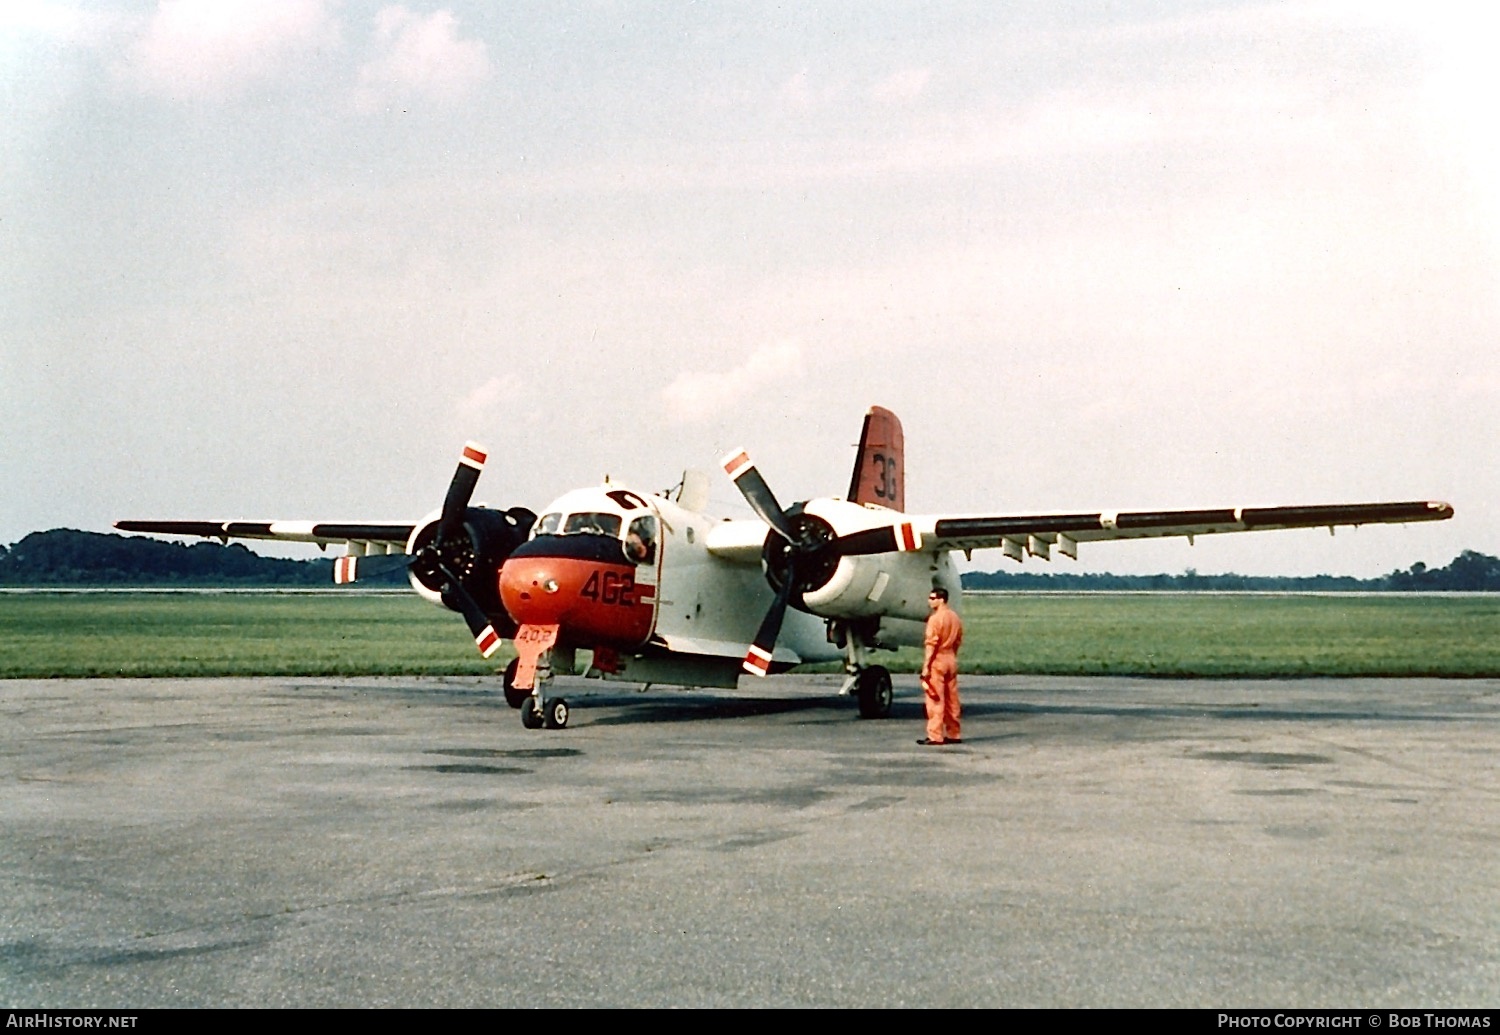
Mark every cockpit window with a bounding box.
[562,512,622,537]
[625,515,658,565]
[535,513,563,536]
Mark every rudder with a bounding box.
[846,405,905,511]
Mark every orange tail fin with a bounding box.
[846,406,905,512]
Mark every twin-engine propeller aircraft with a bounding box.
[118,407,1453,730]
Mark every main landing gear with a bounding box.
[854,665,893,720]
[505,655,569,730]
[837,625,893,720]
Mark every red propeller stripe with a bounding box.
[899,522,917,551]
[475,625,501,658]
[742,644,773,677]
[461,442,488,470]
[721,450,752,480]
[334,556,357,584]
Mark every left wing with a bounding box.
[113,521,416,583]
[840,500,1454,562]
[114,516,417,549]
[113,520,415,547]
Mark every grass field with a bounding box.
[1,591,1497,679]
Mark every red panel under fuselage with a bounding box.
[499,538,656,650]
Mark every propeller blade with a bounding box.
[437,559,504,658]
[721,448,798,543]
[437,441,488,544]
[827,520,922,558]
[742,558,798,678]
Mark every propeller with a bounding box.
[419,442,505,657]
[721,448,915,676]
[340,442,506,658]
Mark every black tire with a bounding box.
[521,698,544,729]
[544,697,570,730]
[502,658,528,709]
[856,665,893,720]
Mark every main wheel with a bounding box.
[502,658,528,709]
[856,665,893,719]
[544,697,570,730]
[521,698,544,729]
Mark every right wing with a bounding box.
[829,500,1454,562]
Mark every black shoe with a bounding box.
[947,738,963,745]
[916,738,945,746]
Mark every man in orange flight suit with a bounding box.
[919,586,963,745]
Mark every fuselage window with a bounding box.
[625,515,658,565]
[563,512,622,537]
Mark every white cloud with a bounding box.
[120,0,338,100]
[354,6,490,112]
[660,342,804,425]
[453,375,520,436]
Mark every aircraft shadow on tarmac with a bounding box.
[586,693,850,725]
[319,678,1472,730]
[544,691,1455,728]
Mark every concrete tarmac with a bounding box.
[2,674,1497,1008]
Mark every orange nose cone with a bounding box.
[498,556,572,626]
[499,553,655,649]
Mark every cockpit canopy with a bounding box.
[536,511,621,538]
[531,488,659,565]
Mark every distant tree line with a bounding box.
[0,529,389,586]
[962,550,1500,592]
[2,529,1497,591]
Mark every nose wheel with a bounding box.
[521,696,544,728]
[521,693,570,729]
[520,695,569,729]
[514,647,570,730]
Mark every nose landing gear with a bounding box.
[514,651,569,730]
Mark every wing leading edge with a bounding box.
[843,500,1452,562]
[113,520,416,547]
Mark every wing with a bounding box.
[114,520,415,549]
[113,440,494,553]
[856,500,1454,562]
[113,520,418,584]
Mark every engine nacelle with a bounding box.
[801,550,946,622]
[775,497,961,622]
[405,505,536,623]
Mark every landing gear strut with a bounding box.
[835,623,893,720]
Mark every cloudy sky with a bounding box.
[4,1,1495,576]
